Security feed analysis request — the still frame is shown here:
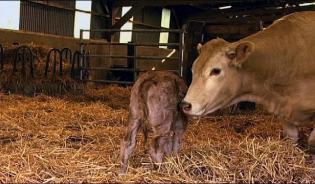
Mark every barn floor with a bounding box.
[0,86,314,182]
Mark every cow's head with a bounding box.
[181,38,255,116]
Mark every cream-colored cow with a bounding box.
[181,11,315,150]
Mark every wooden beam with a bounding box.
[26,0,109,17]
[182,21,205,83]
[111,6,143,29]
[114,17,164,29]
[112,0,314,7]
[190,15,281,25]
[171,8,181,29]
[186,4,315,24]
[100,0,111,16]
[205,24,260,35]
[112,0,264,7]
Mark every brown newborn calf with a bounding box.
[120,71,188,173]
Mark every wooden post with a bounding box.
[111,6,143,30]
[182,21,205,84]
[127,42,135,68]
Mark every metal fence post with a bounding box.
[180,29,185,77]
[0,44,3,70]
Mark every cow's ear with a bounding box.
[226,41,255,67]
[197,43,203,54]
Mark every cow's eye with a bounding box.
[210,68,221,76]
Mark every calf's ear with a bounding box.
[197,43,203,54]
[226,41,255,67]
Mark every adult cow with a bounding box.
[181,11,315,150]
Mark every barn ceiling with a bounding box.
[106,0,314,7]
[103,0,315,26]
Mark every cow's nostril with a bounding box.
[180,101,192,112]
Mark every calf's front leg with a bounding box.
[149,133,171,163]
[172,114,187,154]
[149,120,172,164]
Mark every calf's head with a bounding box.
[181,38,254,116]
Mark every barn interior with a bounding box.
[0,0,315,182]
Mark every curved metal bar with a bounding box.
[13,45,34,77]
[60,48,72,76]
[71,51,82,78]
[0,44,3,70]
[45,48,61,78]
[82,50,90,80]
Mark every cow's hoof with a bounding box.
[305,154,315,166]
[307,145,315,154]
[311,155,315,166]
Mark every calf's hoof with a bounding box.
[119,164,128,175]
[282,123,299,143]
[149,148,163,164]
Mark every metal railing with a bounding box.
[0,44,3,70]
[45,48,62,78]
[0,45,81,80]
[13,45,34,77]
[78,28,185,84]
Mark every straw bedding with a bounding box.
[0,86,314,183]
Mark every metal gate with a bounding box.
[78,29,184,84]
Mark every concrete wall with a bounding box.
[0,28,80,51]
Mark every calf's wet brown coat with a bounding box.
[120,71,188,173]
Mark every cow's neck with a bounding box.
[232,72,283,115]
[241,33,294,83]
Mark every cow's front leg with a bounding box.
[282,121,299,143]
[308,127,315,153]
[306,127,315,165]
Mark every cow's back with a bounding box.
[243,11,315,80]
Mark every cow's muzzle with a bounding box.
[180,101,192,113]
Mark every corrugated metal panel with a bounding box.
[20,1,75,37]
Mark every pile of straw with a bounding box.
[2,43,51,64]
[0,86,314,182]
[0,43,81,96]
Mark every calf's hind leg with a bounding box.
[120,116,142,174]
[282,121,299,143]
